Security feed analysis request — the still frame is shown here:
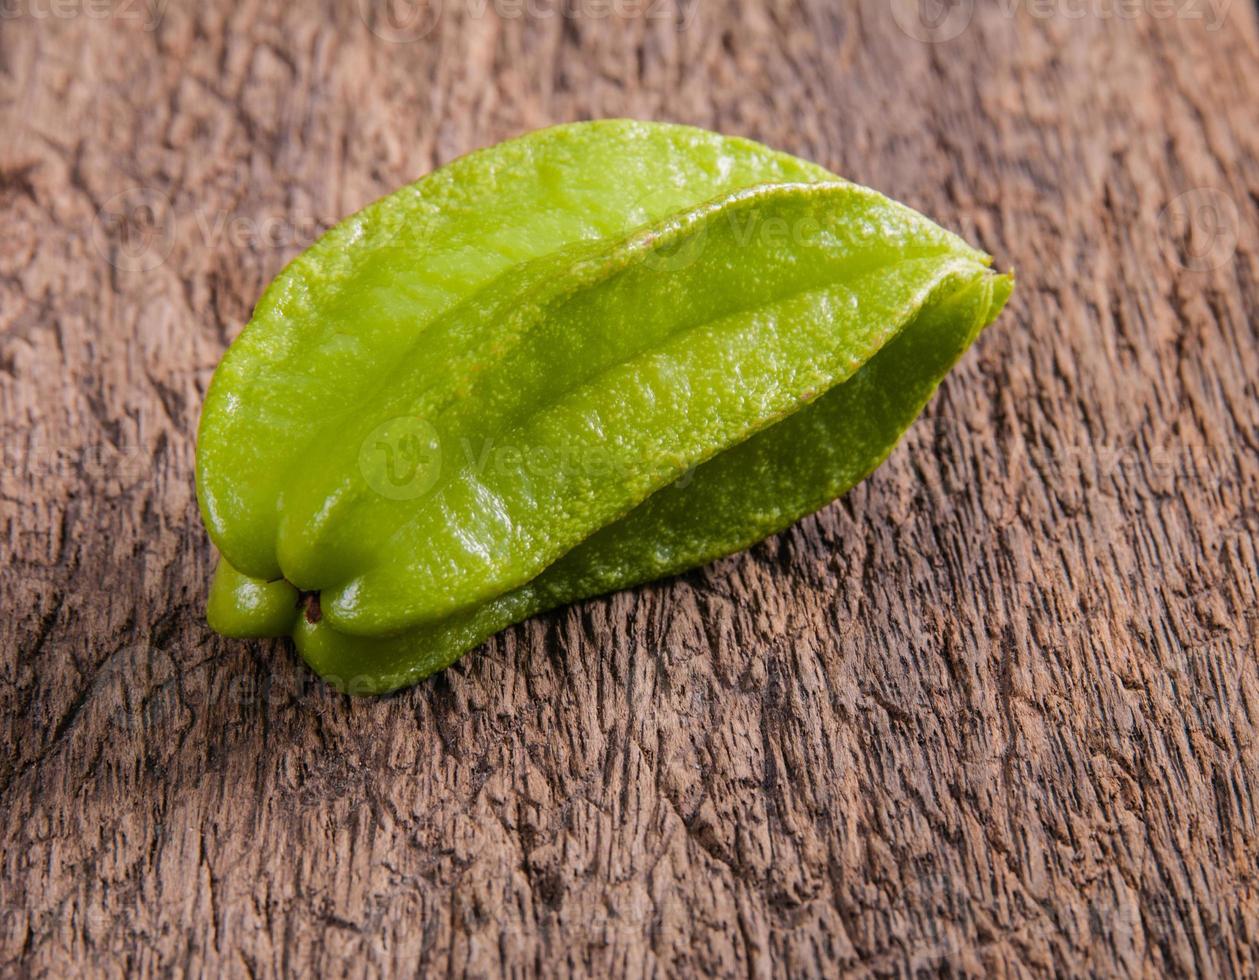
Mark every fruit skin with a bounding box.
[196,120,1013,694]
[206,560,298,639]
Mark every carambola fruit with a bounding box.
[196,120,1013,693]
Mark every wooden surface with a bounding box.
[3,1,1258,975]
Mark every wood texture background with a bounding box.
[2,1,1257,975]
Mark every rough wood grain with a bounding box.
[2,1,1257,975]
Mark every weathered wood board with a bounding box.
[2,1,1257,975]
